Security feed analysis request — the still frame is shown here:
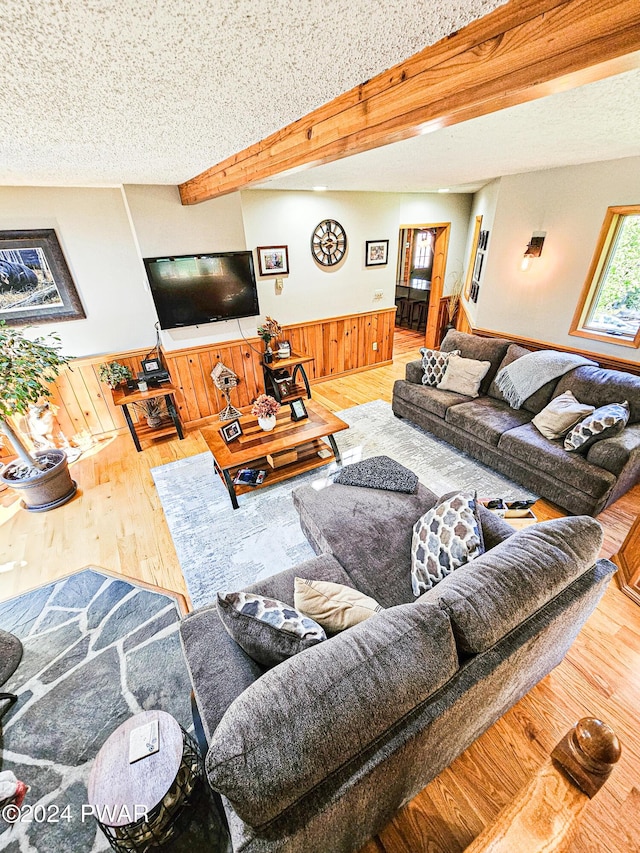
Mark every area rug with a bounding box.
[152,400,536,609]
[0,569,229,853]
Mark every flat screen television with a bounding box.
[143,251,259,330]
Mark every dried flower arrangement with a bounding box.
[251,394,280,418]
[257,316,282,346]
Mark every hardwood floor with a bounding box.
[1,325,638,852]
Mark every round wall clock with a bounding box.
[311,219,347,267]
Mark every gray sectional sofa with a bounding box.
[392,330,640,515]
[180,476,615,853]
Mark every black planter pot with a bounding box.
[0,449,77,512]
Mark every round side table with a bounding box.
[88,710,204,852]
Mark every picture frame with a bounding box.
[141,357,161,374]
[256,245,289,277]
[289,397,308,421]
[220,418,243,443]
[365,240,389,267]
[0,229,86,326]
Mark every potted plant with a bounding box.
[98,360,133,389]
[251,394,280,431]
[133,398,165,428]
[257,317,282,364]
[0,323,77,511]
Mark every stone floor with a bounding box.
[0,568,229,852]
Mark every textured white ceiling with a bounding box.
[0,0,508,186]
[256,68,640,193]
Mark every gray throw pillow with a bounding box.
[411,491,485,596]
[564,401,630,453]
[217,591,326,667]
[420,347,460,386]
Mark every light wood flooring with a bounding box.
[1,326,639,851]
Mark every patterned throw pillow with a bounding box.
[420,347,461,386]
[411,491,485,596]
[294,577,383,633]
[217,591,326,667]
[563,401,630,453]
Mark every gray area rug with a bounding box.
[0,569,229,853]
[152,400,535,609]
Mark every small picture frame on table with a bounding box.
[141,357,161,374]
[289,398,308,422]
[220,419,243,443]
[365,239,389,267]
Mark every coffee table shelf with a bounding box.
[200,399,348,509]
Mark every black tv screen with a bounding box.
[143,251,260,330]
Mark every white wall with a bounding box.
[240,190,472,325]
[123,185,250,350]
[0,186,159,357]
[476,156,640,362]
[461,179,500,326]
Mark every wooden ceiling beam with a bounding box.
[179,0,640,205]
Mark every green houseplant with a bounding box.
[0,323,77,511]
[98,360,133,389]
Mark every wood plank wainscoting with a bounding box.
[37,308,395,444]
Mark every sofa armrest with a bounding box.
[586,423,640,476]
[180,604,263,743]
[477,503,515,549]
[405,359,424,385]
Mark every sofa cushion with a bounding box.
[487,344,559,414]
[554,365,640,424]
[437,355,491,398]
[205,602,458,826]
[411,491,484,595]
[586,423,640,476]
[445,397,533,446]
[294,577,383,632]
[334,455,418,494]
[498,423,616,498]
[217,591,326,667]
[440,330,511,394]
[419,516,603,654]
[531,391,595,440]
[393,377,471,419]
[564,401,630,453]
[420,346,461,386]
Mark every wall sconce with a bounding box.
[521,231,546,271]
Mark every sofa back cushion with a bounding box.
[440,330,511,394]
[488,344,559,414]
[418,517,603,654]
[205,602,457,826]
[554,365,640,424]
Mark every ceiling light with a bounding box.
[437,188,450,193]
[312,186,327,192]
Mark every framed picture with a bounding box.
[256,245,289,277]
[141,357,161,374]
[0,229,85,326]
[220,418,243,443]
[365,240,389,267]
[289,398,308,421]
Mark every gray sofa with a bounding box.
[180,476,615,853]
[392,330,640,515]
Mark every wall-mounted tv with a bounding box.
[143,251,259,330]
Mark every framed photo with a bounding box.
[220,418,243,443]
[256,245,289,277]
[141,357,161,374]
[289,398,308,421]
[365,240,389,267]
[0,229,85,326]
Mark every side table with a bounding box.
[262,351,314,403]
[87,710,212,852]
[112,384,184,452]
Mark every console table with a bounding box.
[262,351,314,403]
[111,384,184,452]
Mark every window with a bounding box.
[571,205,640,347]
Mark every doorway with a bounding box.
[395,223,450,348]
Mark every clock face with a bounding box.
[311,219,347,266]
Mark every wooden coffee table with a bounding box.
[200,399,348,509]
